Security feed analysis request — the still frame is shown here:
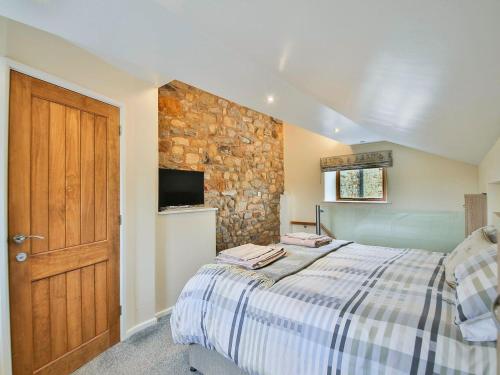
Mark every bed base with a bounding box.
[189,344,247,375]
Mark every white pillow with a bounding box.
[483,225,497,244]
[444,227,493,288]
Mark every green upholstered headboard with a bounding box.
[322,205,464,253]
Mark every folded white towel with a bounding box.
[285,232,324,240]
[281,233,332,248]
[216,244,286,269]
[218,243,280,261]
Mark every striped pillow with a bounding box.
[455,246,497,324]
[444,227,494,288]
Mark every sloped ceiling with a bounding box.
[1,0,499,164]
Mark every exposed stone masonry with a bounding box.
[158,81,284,251]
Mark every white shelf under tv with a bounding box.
[158,207,218,215]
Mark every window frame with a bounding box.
[335,167,387,202]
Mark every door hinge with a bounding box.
[119,125,122,136]
[119,305,122,316]
[119,214,122,225]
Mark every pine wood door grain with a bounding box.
[8,71,120,375]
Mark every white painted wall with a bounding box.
[156,209,217,317]
[283,123,352,222]
[479,137,500,191]
[284,122,479,222]
[478,137,500,227]
[0,18,158,367]
[349,141,479,210]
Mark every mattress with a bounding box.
[171,242,496,375]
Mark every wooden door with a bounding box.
[464,193,487,236]
[8,71,120,375]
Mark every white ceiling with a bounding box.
[1,0,499,164]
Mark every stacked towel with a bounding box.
[216,243,286,269]
[281,232,332,248]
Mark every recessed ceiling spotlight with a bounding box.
[266,95,275,104]
[334,128,340,133]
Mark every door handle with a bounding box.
[12,234,45,245]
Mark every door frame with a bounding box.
[0,58,127,375]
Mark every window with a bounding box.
[336,167,387,202]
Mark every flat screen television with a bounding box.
[158,168,204,210]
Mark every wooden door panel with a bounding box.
[49,274,68,360]
[95,261,108,335]
[95,115,108,242]
[31,98,49,254]
[30,266,111,372]
[65,107,81,247]
[48,102,67,251]
[81,112,95,244]
[30,242,108,281]
[35,333,110,375]
[8,71,120,375]
[32,279,51,369]
[30,78,116,118]
[66,269,83,351]
[81,265,96,343]
[32,262,109,372]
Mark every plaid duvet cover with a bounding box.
[171,243,496,375]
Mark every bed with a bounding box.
[171,241,496,375]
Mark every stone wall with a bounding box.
[158,81,284,251]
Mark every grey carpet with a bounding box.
[74,316,196,375]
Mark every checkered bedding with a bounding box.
[171,243,496,375]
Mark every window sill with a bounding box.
[323,200,391,204]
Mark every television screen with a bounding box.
[158,168,204,209]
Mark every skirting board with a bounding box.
[124,306,174,339]
[155,306,174,319]
[125,318,157,339]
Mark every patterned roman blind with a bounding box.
[320,150,393,172]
